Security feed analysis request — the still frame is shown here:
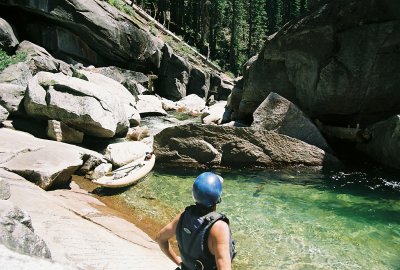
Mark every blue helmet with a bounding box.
[192,172,223,207]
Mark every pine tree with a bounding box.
[266,0,279,35]
[137,0,317,75]
[248,0,267,57]
[229,0,246,75]
[300,0,308,14]
[281,0,301,25]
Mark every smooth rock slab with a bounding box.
[0,128,104,190]
[0,179,11,200]
[1,168,175,270]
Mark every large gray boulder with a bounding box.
[0,200,51,258]
[0,104,8,121]
[0,62,32,87]
[78,69,140,126]
[16,41,72,76]
[156,45,191,101]
[47,120,84,144]
[24,71,129,138]
[175,94,206,114]
[187,67,210,99]
[0,17,18,52]
[88,66,149,96]
[0,0,163,69]
[0,83,26,115]
[357,115,400,170]
[252,92,330,151]
[0,128,105,190]
[236,0,400,127]
[201,101,228,125]
[104,141,151,167]
[136,95,167,116]
[154,124,340,169]
[209,73,234,101]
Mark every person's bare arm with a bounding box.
[208,220,232,270]
[155,213,183,266]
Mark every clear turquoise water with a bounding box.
[120,167,400,270]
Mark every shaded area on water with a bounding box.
[114,164,400,270]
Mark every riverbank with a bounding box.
[1,168,176,270]
[72,175,168,243]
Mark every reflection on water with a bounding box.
[120,166,400,270]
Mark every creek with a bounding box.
[116,164,399,270]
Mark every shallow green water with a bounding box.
[120,167,400,270]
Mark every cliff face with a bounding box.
[236,0,400,127]
[0,0,164,70]
[0,0,231,101]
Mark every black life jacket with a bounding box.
[176,205,236,270]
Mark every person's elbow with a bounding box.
[155,231,169,248]
[155,232,163,244]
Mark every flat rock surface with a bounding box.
[0,169,175,270]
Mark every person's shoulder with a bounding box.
[210,219,230,236]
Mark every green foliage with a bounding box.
[0,49,27,71]
[107,0,135,16]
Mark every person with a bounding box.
[156,172,236,270]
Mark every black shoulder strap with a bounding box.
[204,211,228,224]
